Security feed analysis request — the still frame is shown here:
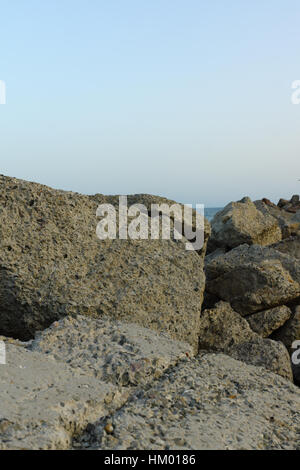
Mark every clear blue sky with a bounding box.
[0,0,300,206]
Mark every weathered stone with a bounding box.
[0,175,208,351]
[271,236,300,260]
[291,195,300,206]
[255,200,298,238]
[272,307,300,350]
[29,315,194,387]
[79,354,300,450]
[104,193,211,259]
[199,302,293,380]
[255,198,300,240]
[229,337,293,382]
[205,244,300,315]
[246,306,292,338]
[208,197,281,253]
[204,247,226,265]
[292,211,300,224]
[278,198,290,208]
[199,302,256,350]
[0,343,127,450]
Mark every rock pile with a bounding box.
[0,177,299,450]
[206,195,300,385]
[278,195,300,214]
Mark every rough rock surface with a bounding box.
[105,193,211,258]
[246,306,292,338]
[205,244,300,315]
[199,302,255,350]
[29,315,194,387]
[277,194,300,214]
[271,236,300,260]
[292,211,300,224]
[204,247,226,265]
[77,354,300,450]
[208,197,281,253]
[0,317,299,450]
[198,302,293,381]
[255,200,300,239]
[229,338,293,382]
[0,175,208,351]
[0,343,128,450]
[272,306,300,360]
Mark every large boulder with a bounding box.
[208,197,281,253]
[1,327,300,450]
[29,315,194,387]
[0,315,195,449]
[199,301,256,350]
[205,244,300,315]
[199,302,293,381]
[0,342,128,450]
[81,353,300,450]
[246,306,292,338]
[0,175,209,351]
[104,193,211,259]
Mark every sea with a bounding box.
[204,207,223,222]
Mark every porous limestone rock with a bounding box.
[199,301,256,350]
[77,353,300,450]
[0,343,128,450]
[271,236,300,260]
[205,244,300,315]
[208,197,281,253]
[255,200,300,239]
[229,337,293,382]
[272,306,300,383]
[0,175,208,351]
[29,315,194,387]
[198,302,293,381]
[246,306,292,338]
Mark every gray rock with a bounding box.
[199,301,257,350]
[292,211,300,224]
[205,244,300,315]
[105,193,211,259]
[246,306,292,338]
[255,200,300,239]
[291,195,300,205]
[271,236,300,260]
[208,197,281,253]
[229,337,293,382]
[278,198,290,208]
[0,175,209,351]
[29,315,194,387]
[272,307,300,351]
[0,343,128,450]
[205,247,226,265]
[80,353,300,450]
[0,318,298,450]
[199,302,293,381]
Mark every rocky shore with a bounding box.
[0,175,299,450]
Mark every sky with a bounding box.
[0,0,300,207]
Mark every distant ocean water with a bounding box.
[204,207,223,222]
